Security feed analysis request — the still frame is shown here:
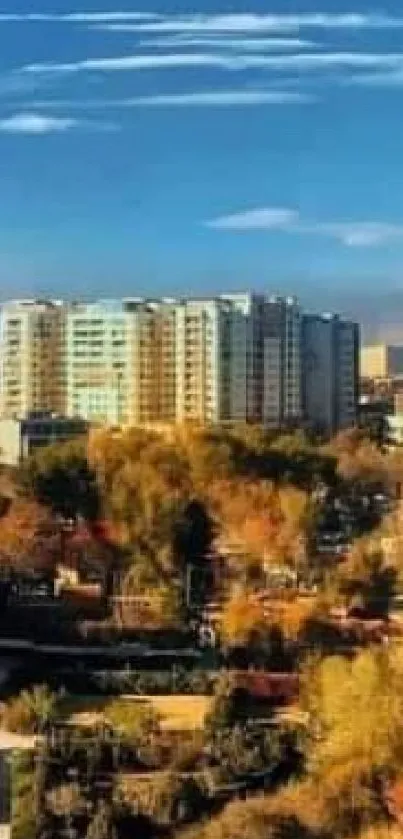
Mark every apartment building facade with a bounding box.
[65,300,140,426]
[302,313,359,435]
[127,297,248,425]
[0,300,65,420]
[0,296,359,434]
[220,293,301,426]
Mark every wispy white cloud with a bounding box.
[0,113,78,133]
[1,11,402,32]
[23,53,235,74]
[249,52,403,71]
[0,112,117,134]
[207,207,403,247]
[0,12,159,22]
[22,51,403,75]
[123,90,312,107]
[64,12,159,22]
[117,12,403,34]
[316,222,403,247]
[139,36,316,52]
[207,207,299,230]
[30,90,314,109]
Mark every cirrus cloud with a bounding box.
[0,112,78,133]
[316,221,403,247]
[21,51,403,75]
[207,207,299,230]
[1,11,403,31]
[107,12,403,34]
[0,112,117,134]
[0,12,159,23]
[140,36,316,51]
[207,207,403,247]
[30,89,313,109]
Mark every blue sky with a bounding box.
[2,0,403,327]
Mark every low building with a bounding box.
[358,396,393,445]
[0,413,88,466]
[361,343,403,380]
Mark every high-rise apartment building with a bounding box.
[0,295,359,434]
[65,301,136,426]
[63,297,249,427]
[127,297,248,425]
[175,297,248,424]
[265,296,301,425]
[221,294,301,426]
[0,300,65,419]
[126,298,177,425]
[302,313,359,435]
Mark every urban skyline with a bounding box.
[0,293,359,435]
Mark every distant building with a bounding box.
[361,344,403,380]
[358,396,392,445]
[0,300,65,420]
[65,300,136,426]
[302,314,359,435]
[0,413,88,466]
[0,295,356,432]
[65,294,301,427]
[219,293,302,425]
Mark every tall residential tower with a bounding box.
[0,300,65,419]
[302,313,359,436]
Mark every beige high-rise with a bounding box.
[0,300,65,419]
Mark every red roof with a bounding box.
[232,671,299,701]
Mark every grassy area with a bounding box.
[138,695,211,732]
[58,694,212,732]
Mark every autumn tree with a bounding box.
[211,479,310,592]
[326,429,387,490]
[338,540,397,618]
[0,497,58,571]
[220,594,267,649]
[0,685,58,734]
[181,774,382,839]
[301,649,403,785]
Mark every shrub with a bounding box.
[0,684,58,734]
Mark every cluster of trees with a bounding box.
[183,648,403,839]
[7,646,403,838]
[0,424,400,631]
[2,424,403,837]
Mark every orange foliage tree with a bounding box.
[220,593,267,648]
[211,479,309,578]
[0,498,58,570]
